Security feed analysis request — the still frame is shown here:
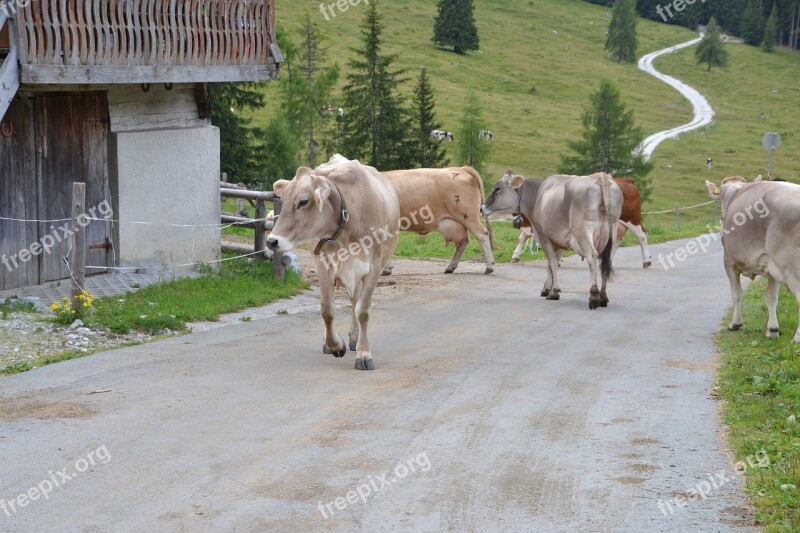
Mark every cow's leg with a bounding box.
[318,266,347,358]
[781,273,800,342]
[577,231,601,310]
[725,261,744,332]
[348,279,364,351]
[440,219,469,274]
[539,238,562,300]
[353,262,382,370]
[764,275,781,338]
[614,221,629,259]
[463,217,496,274]
[629,224,652,268]
[512,231,531,263]
[445,236,469,274]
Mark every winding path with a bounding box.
[636,34,716,161]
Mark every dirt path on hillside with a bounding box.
[636,34,716,160]
[0,240,757,531]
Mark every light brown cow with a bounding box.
[510,174,651,268]
[383,167,495,274]
[268,155,400,370]
[706,176,800,342]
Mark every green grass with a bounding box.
[0,299,38,319]
[717,280,800,531]
[0,344,142,377]
[91,256,307,334]
[250,0,798,244]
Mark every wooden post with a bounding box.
[255,199,266,257]
[675,204,681,231]
[221,172,228,183]
[71,183,86,306]
[272,197,285,282]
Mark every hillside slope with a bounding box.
[254,0,799,218]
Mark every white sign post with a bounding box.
[762,132,781,180]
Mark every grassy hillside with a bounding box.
[250,0,799,262]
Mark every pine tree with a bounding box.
[210,82,268,186]
[341,2,412,170]
[695,18,729,71]
[409,67,449,169]
[259,116,301,190]
[763,4,778,52]
[457,94,491,175]
[433,0,480,54]
[741,0,765,46]
[559,80,653,202]
[282,13,340,168]
[605,0,638,63]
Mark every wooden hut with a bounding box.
[0,0,279,290]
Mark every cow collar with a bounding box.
[313,177,350,256]
[512,186,530,229]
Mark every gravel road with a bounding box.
[0,239,756,532]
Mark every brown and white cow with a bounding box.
[382,167,495,274]
[267,155,400,370]
[483,173,623,309]
[706,176,800,342]
[507,172,651,268]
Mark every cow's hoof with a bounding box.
[323,335,347,358]
[511,258,520,264]
[729,323,743,332]
[355,358,374,371]
[599,292,609,308]
[349,338,358,351]
[643,261,652,269]
[381,267,393,276]
[541,289,550,297]
[767,328,780,339]
[484,267,494,275]
[546,289,561,301]
[444,267,456,274]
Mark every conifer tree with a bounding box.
[409,67,449,168]
[605,0,638,63]
[433,0,480,54]
[695,18,729,71]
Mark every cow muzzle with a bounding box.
[266,235,293,252]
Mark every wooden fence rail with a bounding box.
[220,183,286,281]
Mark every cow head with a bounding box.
[706,176,756,217]
[267,167,338,252]
[481,169,524,218]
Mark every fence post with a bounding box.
[255,199,266,257]
[221,172,228,183]
[712,199,719,227]
[272,197,285,282]
[675,204,681,231]
[71,183,86,306]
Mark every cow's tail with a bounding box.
[600,173,614,280]
[465,166,497,249]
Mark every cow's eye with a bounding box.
[298,199,309,208]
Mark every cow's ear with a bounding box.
[511,175,524,189]
[705,180,720,199]
[273,179,290,197]
[314,183,331,212]
[754,175,763,183]
[505,168,514,176]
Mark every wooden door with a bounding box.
[0,100,39,290]
[36,94,110,283]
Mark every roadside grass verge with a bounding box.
[0,343,143,377]
[92,256,307,334]
[717,279,800,532]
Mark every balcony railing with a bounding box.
[14,0,279,84]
